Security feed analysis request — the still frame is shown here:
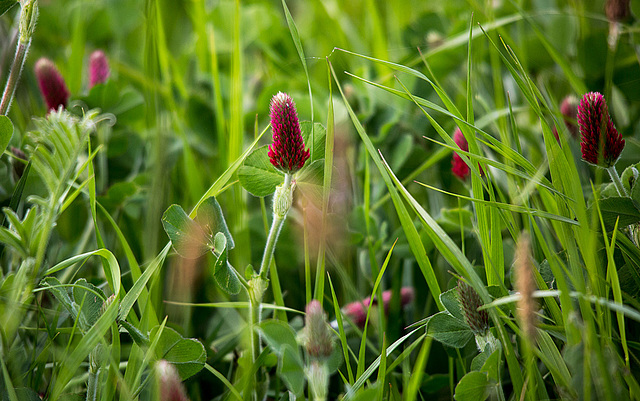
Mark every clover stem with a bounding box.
[607,166,628,197]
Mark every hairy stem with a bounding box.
[0,39,30,115]
[607,166,628,197]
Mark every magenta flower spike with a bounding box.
[560,95,580,139]
[89,50,110,88]
[451,128,470,180]
[35,58,69,111]
[577,92,625,168]
[268,92,310,174]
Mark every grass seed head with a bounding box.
[515,232,537,343]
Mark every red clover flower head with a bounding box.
[451,128,470,180]
[577,92,625,168]
[35,58,69,111]
[89,50,110,88]
[268,92,310,174]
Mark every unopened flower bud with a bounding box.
[35,58,69,111]
[273,181,294,218]
[18,0,38,43]
[268,92,310,174]
[89,50,110,88]
[577,92,625,168]
[457,281,489,336]
[303,300,333,359]
[156,360,189,401]
[100,294,116,316]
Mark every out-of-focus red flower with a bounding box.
[451,128,470,180]
[560,95,579,139]
[342,287,414,328]
[35,58,69,111]
[268,92,310,173]
[156,360,189,401]
[89,50,110,88]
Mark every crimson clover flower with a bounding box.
[268,92,310,173]
[451,128,470,180]
[342,287,414,328]
[89,50,110,88]
[35,58,69,111]
[577,92,625,168]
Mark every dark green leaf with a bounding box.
[150,326,206,380]
[195,197,234,249]
[238,145,284,197]
[40,277,78,322]
[162,204,212,258]
[279,344,305,396]
[0,115,13,155]
[589,196,640,230]
[426,312,473,348]
[440,288,464,321]
[258,319,299,355]
[212,233,241,295]
[454,371,490,400]
[72,278,105,331]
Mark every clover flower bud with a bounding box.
[451,128,470,180]
[560,95,579,139]
[268,92,310,173]
[578,92,625,168]
[156,360,189,401]
[18,0,38,43]
[303,300,333,359]
[89,50,110,88]
[457,281,489,336]
[35,58,69,111]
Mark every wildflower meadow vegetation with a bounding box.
[1,0,640,400]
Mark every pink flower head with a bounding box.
[268,92,310,173]
[89,50,110,88]
[35,58,69,111]
[451,128,470,180]
[343,287,415,329]
[560,95,579,139]
[577,92,625,167]
[304,300,333,358]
